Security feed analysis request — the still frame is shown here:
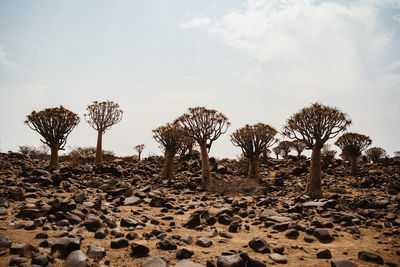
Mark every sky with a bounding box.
[0,0,399,159]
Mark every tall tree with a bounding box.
[175,107,230,183]
[25,106,80,170]
[133,144,145,161]
[335,132,371,175]
[283,103,351,196]
[85,101,123,164]
[153,123,184,181]
[231,123,277,178]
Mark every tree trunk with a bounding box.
[138,152,141,161]
[248,156,259,178]
[351,155,358,175]
[161,149,175,181]
[305,145,322,197]
[95,129,103,164]
[49,145,59,171]
[199,142,211,183]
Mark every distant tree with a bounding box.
[25,106,80,170]
[283,103,351,196]
[291,140,307,157]
[133,144,145,161]
[153,123,185,181]
[231,123,277,178]
[260,148,272,163]
[175,107,230,183]
[277,140,292,159]
[395,151,400,157]
[84,101,123,164]
[335,132,371,175]
[272,146,281,159]
[177,135,197,157]
[365,147,387,163]
[321,144,337,163]
[18,144,49,161]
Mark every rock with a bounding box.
[141,256,168,267]
[150,196,166,207]
[285,229,299,239]
[313,228,334,243]
[94,228,108,239]
[176,260,204,267]
[157,238,177,250]
[176,248,194,260]
[131,243,149,257]
[31,254,50,266]
[317,249,332,259]
[181,235,193,245]
[121,217,139,227]
[304,236,315,243]
[331,258,358,267]
[270,253,288,264]
[228,221,240,233]
[9,256,29,266]
[218,214,233,225]
[124,196,142,205]
[20,243,39,258]
[358,251,383,265]
[111,237,129,249]
[249,237,270,253]
[196,237,212,248]
[0,233,12,250]
[87,245,106,261]
[217,254,245,267]
[126,231,138,240]
[80,216,102,232]
[183,213,201,229]
[266,215,291,223]
[51,237,81,259]
[63,250,89,267]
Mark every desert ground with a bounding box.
[0,152,399,266]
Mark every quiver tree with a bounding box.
[175,107,230,183]
[283,103,351,196]
[365,147,387,163]
[277,140,292,159]
[335,132,372,175]
[178,136,197,157]
[152,123,184,181]
[231,123,277,179]
[272,146,281,159]
[25,106,80,170]
[134,144,145,160]
[291,140,307,157]
[84,101,123,164]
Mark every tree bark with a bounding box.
[248,156,259,178]
[161,149,175,181]
[138,152,141,161]
[49,145,59,171]
[305,145,322,197]
[351,155,358,175]
[199,142,211,183]
[95,129,103,164]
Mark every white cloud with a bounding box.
[0,45,15,67]
[180,17,211,29]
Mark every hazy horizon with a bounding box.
[1,0,399,159]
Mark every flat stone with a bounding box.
[317,249,332,259]
[196,237,212,248]
[358,251,383,265]
[176,259,204,267]
[63,250,89,267]
[124,196,142,206]
[87,245,106,261]
[313,228,334,243]
[111,237,129,249]
[331,258,358,267]
[217,254,245,267]
[270,253,288,264]
[249,237,270,253]
[141,256,168,267]
[176,248,194,260]
[266,216,292,223]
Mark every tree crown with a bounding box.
[25,106,80,149]
[335,132,372,157]
[283,102,351,148]
[231,123,277,158]
[365,147,386,162]
[153,123,185,154]
[84,101,123,133]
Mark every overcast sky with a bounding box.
[0,0,399,159]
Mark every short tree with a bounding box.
[175,107,230,183]
[178,136,197,157]
[25,106,80,170]
[134,144,145,161]
[272,146,281,159]
[283,103,351,196]
[231,123,277,178]
[335,132,372,175]
[365,147,387,163]
[277,140,292,159]
[394,151,400,157]
[152,123,184,180]
[291,140,307,157]
[84,101,123,164]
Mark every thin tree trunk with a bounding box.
[305,145,322,197]
[199,142,211,183]
[248,156,259,178]
[161,149,175,180]
[138,152,141,161]
[49,145,59,171]
[351,155,358,175]
[95,129,103,164]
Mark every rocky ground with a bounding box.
[0,152,399,267]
